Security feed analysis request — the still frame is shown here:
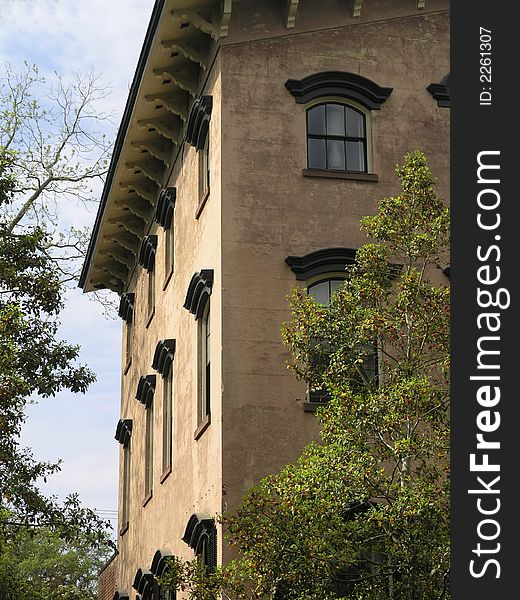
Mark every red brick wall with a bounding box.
[98,552,118,600]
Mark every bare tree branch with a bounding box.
[1,62,117,313]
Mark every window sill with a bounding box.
[145,309,155,329]
[142,490,153,508]
[303,169,379,182]
[302,401,328,412]
[195,188,210,219]
[160,466,172,484]
[194,414,211,440]
[119,522,129,537]
[163,268,174,291]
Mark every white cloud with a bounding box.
[0,0,151,111]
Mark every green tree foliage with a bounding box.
[1,128,110,554]
[0,526,112,600]
[161,151,450,599]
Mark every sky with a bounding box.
[0,0,153,529]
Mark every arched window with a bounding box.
[152,339,176,477]
[154,187,176,282]
[150,550,176,600]
[118,292,135,370]
[286,71,392,177]
[286,248,380,409]
[182,514,217,572]
[138,235,157,322]
[306,275,346,405]
[184,270,214,438]
[186,95,212,213]
[307,102,367,172]
[136,375,156,501]
[114,419,133,534]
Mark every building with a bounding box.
[79,1,450,597]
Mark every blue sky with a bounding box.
[1,0,153,528]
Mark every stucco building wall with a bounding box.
[89,1,450,597]
[220,10,450,524]
[115,59,224,591]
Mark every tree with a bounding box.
[160,151,450,599]
[1,101,111,555]
[0,62,112,284]
[0,526,112,600]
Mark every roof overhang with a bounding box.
[79,0,232,293]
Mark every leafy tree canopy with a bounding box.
[1,80,111,558]
[160,151,450,599]
[0,525,112,600]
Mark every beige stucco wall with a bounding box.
[115,57,223,597]
[110,1,450,594]
[219,8,450,546]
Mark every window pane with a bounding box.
[309,387,331,403]
[330,279,343,295]
[145,406,154,494]
[125,321,132,364]
[346,141,366,172]
[122,445,130,525]
[205,308,210,364]
[163,372,173,471]
[326,104,345,136]
[327,139,346,170]
[307,105,326,135]
[346,107,365,137]
[308,281,330,304]
[148,268,155,314]
[308,138,326,169]
[199,305,211,423]
[165,226,174,276]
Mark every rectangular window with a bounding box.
[198,303,211,425]
[125,319,133,366]
[164,223,174,280]
[148,267,155,320]
[121,443,131,531]
[162,370,173,474]
[144,404,154,498]
[199,135,210,201]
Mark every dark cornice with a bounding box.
[185,95,213,149]
[154,186,176,229]
[150,549,173,578]
[285,71,393,109]
[182,513,214,554]
[286,247,401,281]
[427,73,450,107]
[285,247,357,280]
[152,339,176,377]
[118,292,135,323]
[136,375,156,407]
[183,269,214,319]
[132,568,155,598]
[79,0,166,290]
[138,235,158,272]
[114,419,133,447]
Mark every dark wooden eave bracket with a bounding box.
[80,0,234,295]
